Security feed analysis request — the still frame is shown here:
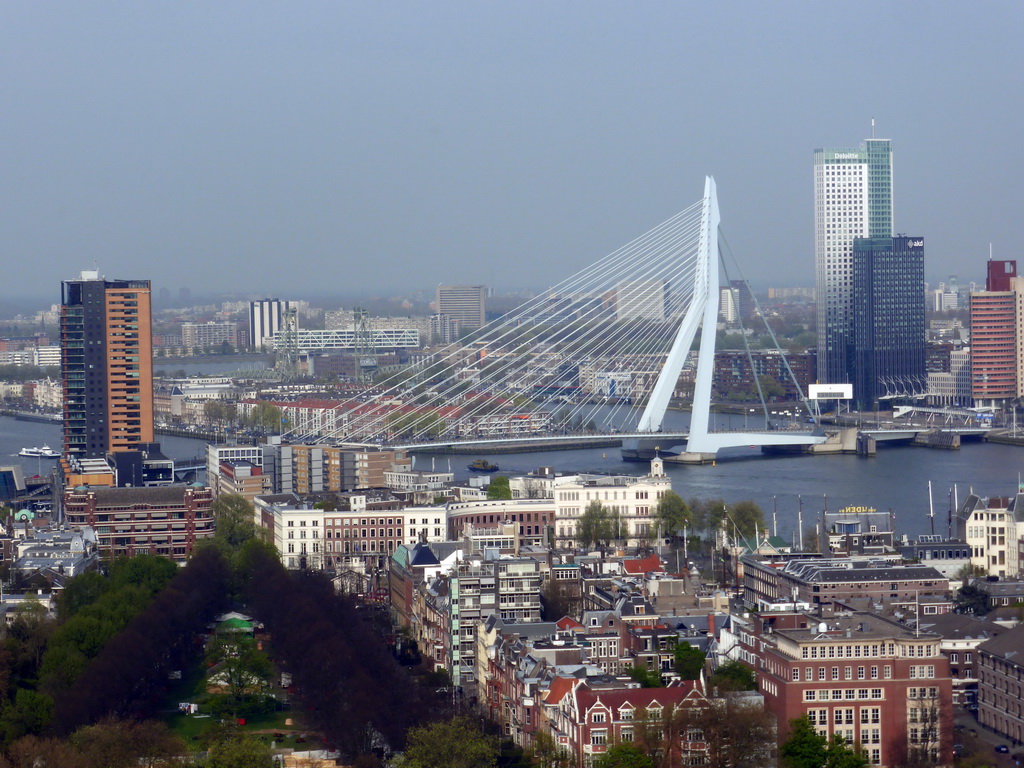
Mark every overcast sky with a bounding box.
[3,2,1022,305]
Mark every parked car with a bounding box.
[995,745,1009,753]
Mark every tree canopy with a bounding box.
[395,716,498,768]
[594,743,654,768]
[486,475,512,500]
[709,660,757,691]
[673,641,705,680]
[780,716,868,768]
[655,491,692,539]
[577,501,621,552]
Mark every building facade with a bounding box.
[851,236,927,409]
[738,610,952,767]
[553,459,672,549]
[62,485,214,561]
[60,271,154,459]
[248,298,291,350]
[969,261,1024,407]
[814,138,893,385]
[976,624,1024,745]
[435,285,486,331]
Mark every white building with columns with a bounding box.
[553,458,672,548]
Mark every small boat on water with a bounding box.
[467,459,499,472]
[19,445,60,459]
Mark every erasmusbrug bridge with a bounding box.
[282,177,828,462]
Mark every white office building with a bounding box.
[813,136,893,384]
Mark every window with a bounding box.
[591,731,607,746]
[592,713,606,724]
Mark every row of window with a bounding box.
[803,689,885,702]
[794,665,889,682]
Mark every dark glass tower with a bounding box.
[851,237,926,410]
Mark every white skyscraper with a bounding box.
[813,136,893,384]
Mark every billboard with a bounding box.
[808,383,853,400]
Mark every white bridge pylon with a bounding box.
[632,176,825,459]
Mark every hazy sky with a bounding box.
[4,2,1022,305]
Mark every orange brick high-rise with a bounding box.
[60,271,154,459]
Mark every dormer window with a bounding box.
[620,708,634,720]
[592,712,606,724]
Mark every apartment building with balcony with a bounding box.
[62,484,214,561]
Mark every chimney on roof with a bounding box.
[707,613,715,636]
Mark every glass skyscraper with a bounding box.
[851,236,927,410]
[813,138,893,384]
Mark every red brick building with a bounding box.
[736,610,953,767]
[63,484,214,561]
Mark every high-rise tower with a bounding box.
[851,236,927,409]
[60,271,154,459]
[814,137,893,384]
[249,298,291,350]
[435,285,486,331]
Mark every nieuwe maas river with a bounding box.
[3,414,1024,543]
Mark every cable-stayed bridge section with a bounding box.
[282,177,826,461]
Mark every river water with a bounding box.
[3,413,1022,543]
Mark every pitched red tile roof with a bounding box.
[622,553,662,575]
[544,676,577,705]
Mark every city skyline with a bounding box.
[4,3,1023,302]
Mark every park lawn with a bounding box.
[165,707,300,749]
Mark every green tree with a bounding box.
[594,743,654,768]
[955,582,990,616]
[0,690,54,745]
[395,716,498,768]
[577,501,615,554]
[780,716,868,768]
[211,494,260,550]
[55,571,109,620]
[780,717,827,768]
[204,399,227,423]
[625,665,663,688]
[69,718,186,768]
[709,660,757,692]
[205,634,272,717]
[526,730,572,768]
[728,500,765,544]
[673,641,705,680]
[824,735,868,768]
[205,729,274,768]
[487,475,512,500]
[655,491,693,542]
[247,401,283,432]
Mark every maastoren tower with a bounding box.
[813,137,893,385]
